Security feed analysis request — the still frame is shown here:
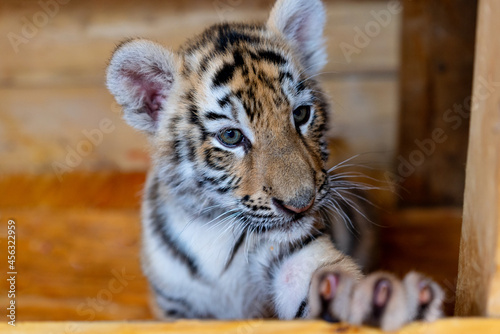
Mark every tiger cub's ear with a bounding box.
[106,39,177,134]
[267,0,327,75]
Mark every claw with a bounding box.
[318,273,340,323]
[320,273,338,300]
[373,279,392,308]
[418,282,433,305]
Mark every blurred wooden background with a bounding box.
[0,0,476,323]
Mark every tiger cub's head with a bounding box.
[107,0,332,236]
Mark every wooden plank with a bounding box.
[455,0,500,317]
[2,319,500,334]
[0,209,151,321]
[0,87,150,175]
[396,0,477,206]
[0,0,399,87]
[0,172,145,209]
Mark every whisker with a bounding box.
[327,155,361,173]
[335,188,381,210]
[331,189,376,227]
[321,199,359,237]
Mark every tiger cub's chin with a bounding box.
[106,0,444,329]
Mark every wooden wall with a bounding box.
[0,0,401,176]
[396,0,477,207]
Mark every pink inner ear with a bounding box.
[145,93,166,122]
[123,67,169,122]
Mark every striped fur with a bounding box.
[106,0,443,330]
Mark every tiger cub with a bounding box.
[106,0,443,330]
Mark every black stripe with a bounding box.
[151,282,215,318]
[182,22,262,54]
[222,232,246,272]
[168,114,181,134]
[233,51,245,67]
[257,50,286,65]
[165,309,180,317]
[205,111,230,121]
[233,176,242,187]
[257,70,277,92]
[291,231,324,256]
[320,141,329,162]
[235,87,260,123]
[187,104,209,142]
[213,62,236,87]
[279,71,293,83]
[183,89,196,103]
[214,26,260,52]
[151,212,200,278]
[148,180,201,279]
[171,139,182,163]
[150,283,192,310]
[186,137,197,162]
[198,50,216,73]
[215,175,241,194]
[218,95,231,109]
[296,80,306,92]
[212,51,245,87]
[227,175,241,188]
[267,230,326,279]
[201,174,229,186]
[216,185,232,194]
[204,147,230,171]
[317,175,329,194]
[294,299,308,319]
[313,113,327,135]
[188,104,202,126]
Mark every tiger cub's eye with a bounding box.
[218,129,243,147]
[293,105,311,127]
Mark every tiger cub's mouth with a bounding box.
[236,198,319,233]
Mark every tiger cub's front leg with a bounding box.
[270,237,444,330]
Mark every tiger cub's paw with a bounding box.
[309,270,444,331]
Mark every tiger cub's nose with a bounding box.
[282,199,314,214]
[272,189,315,216]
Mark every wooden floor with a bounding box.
[0,172,462,321]
[3,318,500,334]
